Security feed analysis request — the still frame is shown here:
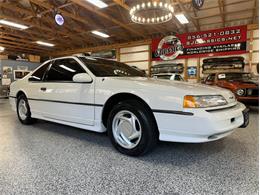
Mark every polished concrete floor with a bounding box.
[0,99,258,195]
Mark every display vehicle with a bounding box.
[203,72,258,105]
[9,56,249,156]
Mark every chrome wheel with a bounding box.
[112,110,142,149]
[18,99,27,120]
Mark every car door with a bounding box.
[39,57,95,126]
[26,61,52,116]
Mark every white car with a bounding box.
[9,56,249,156]
[152,73,184,81]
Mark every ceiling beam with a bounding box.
[0,43,45,54]
[71,0,145,38]
[218,0,225,27]
[176,0,200,32]
[52,39,152,57]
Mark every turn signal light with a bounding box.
[183,95,198,108]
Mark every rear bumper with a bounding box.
[154,102,247,143]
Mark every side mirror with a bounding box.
[73,73,92,83]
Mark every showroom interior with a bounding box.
[0,0,259,194]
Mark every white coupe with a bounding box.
[9,56,249,156]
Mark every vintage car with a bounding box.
[204,72,259,105]
[202,56,245,73]
[152,73,184,81]
[9,56,249,156]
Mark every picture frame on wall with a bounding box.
[187,66,197,78]
[3,66,12,75]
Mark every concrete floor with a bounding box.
[0,99,258,195]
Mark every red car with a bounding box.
[204,72,259,105]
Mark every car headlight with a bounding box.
[183,95,227,108]
[236,89,245,96]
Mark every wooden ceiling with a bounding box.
[0,0,258,57]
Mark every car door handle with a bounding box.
[40,87,47,91]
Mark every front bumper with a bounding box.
[154,102,247,143]
[237,96,258,105]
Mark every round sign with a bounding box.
[55,13,64,26]
[192,0,204,9]
[154,36,183,61]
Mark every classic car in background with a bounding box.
[202,56,245,73]
[203,72,259,105]
[152,73,184,81]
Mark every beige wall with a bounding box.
[119,29,259,81]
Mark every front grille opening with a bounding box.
[231,118,235,123]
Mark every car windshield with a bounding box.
[218,73,251,81]
[79,57,145,77]
[156,75,172,80]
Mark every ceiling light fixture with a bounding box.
[0,19,29,30]
[0,46,5,52]
[36,41,55,47]
[85,0,108,8]
[129,1,174,25]
[91,30,110,38]
[175,14,189,24]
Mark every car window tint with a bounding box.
[46,58,85,81]
[30,62,51,81]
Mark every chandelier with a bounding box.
[129,1,174,24]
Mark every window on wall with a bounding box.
[45,58,85,81]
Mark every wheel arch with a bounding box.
[101,93,158,129]
[16,90,27,99]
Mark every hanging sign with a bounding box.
[192,0,204,9]
[55,13,64,26]
[152,25,247,61]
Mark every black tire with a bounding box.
[107,100,158,156]
[17,94,36,125]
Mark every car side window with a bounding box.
[45,58,85,82]
[29,62,51,81]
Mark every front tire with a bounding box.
[107,100,158,156]
[17,94,36,124]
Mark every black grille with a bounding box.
[246,88,259,96]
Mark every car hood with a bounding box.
[96,77,236,111]
[226,79,259,87]
[110,77,230,95]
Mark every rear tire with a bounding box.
[107,100,158,156]
[17,94,36,125]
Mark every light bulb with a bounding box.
[147,18,150,23]
[159,2,163,7]
[138,17,141,22]
[147,2,151,7]
[151,18,155,22]
[153,2,157,7]
[136,4,140,9]
[142,3,145,8]
[164,3,168,8]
